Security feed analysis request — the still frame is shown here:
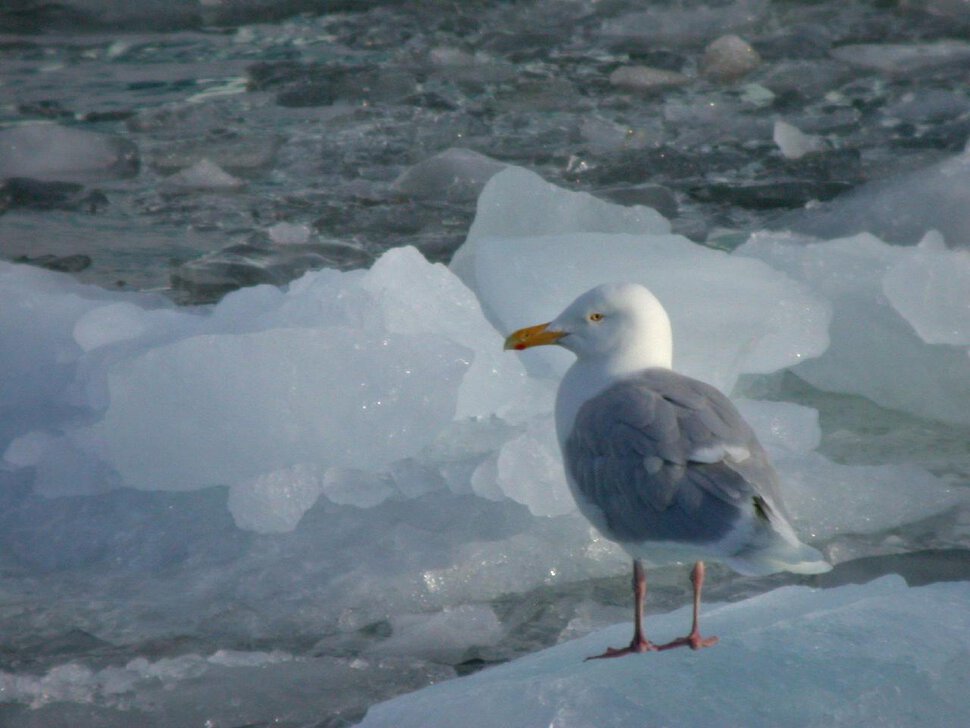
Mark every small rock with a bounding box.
[702,35,762,82]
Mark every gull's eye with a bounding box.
[588,312,604,322]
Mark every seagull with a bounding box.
[504,282,830,658]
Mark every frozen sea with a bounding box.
[1,1,969,726]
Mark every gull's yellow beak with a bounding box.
[503,322,566,351]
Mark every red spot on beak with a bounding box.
[504,322,561,351]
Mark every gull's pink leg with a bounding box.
[656,561,719,651]
[586,559,658,660]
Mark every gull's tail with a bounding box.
[725,492,832,576]
[727,538,832,577]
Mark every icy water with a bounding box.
[1,1,970,726]
[3,0,970,302]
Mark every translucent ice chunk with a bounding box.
[882,232,970,348]
[474,231,829,394]
[73,302,150,352]
[775,147,970,247]
[93,327,470,490]
[451,166,670,288]
[0,262,159,445]
[782,456,962,544]
[392,148,507,202]
[360,246,530,420]
[773,119,827,160]
[739,231,970,424]
[322,466,397,509]
[3,430,54,468]
[728,400,960,555]
[493,416,574,517]
[735,400,822,455]
[228,463,325,534]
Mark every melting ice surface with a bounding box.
[2,166,969,726]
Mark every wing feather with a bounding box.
[563,368,785,545]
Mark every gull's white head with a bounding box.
[504,282,673,371]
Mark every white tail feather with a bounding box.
[726,541,832,577]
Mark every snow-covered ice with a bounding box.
[359,577,970,728]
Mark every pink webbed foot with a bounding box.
[585,559,720,660]
[656,631,719,651]
[652,561,719,651]
[585,637,659,661]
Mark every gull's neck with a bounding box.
[554,347,671,446]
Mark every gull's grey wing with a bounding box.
[563,368,786,545]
